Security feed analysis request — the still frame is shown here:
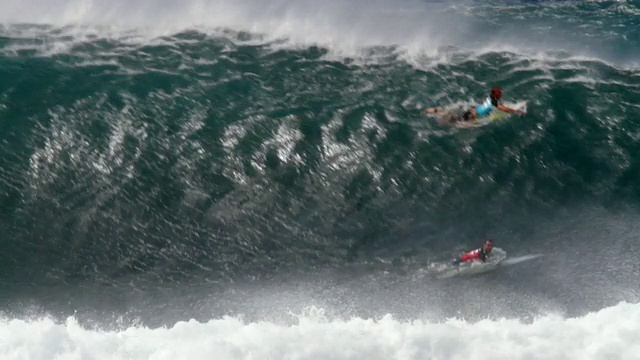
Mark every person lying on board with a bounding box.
[425,86,524,125]
[451,239,494,265]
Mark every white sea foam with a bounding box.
[1,302,638,360]
[0,0,635,65]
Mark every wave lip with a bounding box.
[1,0,637,64]
[2,302,638,360]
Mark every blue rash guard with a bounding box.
[475,97,500,117]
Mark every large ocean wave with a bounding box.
[0,1,639,358]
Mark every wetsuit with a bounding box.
[462,96,500,121]
[460,248,488,262]
[452,248,489,265]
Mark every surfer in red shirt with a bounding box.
[452,239,494,265]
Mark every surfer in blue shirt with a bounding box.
[425,86,524,124]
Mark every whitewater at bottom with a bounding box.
[1,302,638,360]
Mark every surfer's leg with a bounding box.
[439,113,458,124]
[462,108,477,122]
[427,108,459,125]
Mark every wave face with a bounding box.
[1,0,640,358]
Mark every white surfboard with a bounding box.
[428,248,541,279]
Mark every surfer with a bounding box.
[425,86,524,125]
[451,239,494,265]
